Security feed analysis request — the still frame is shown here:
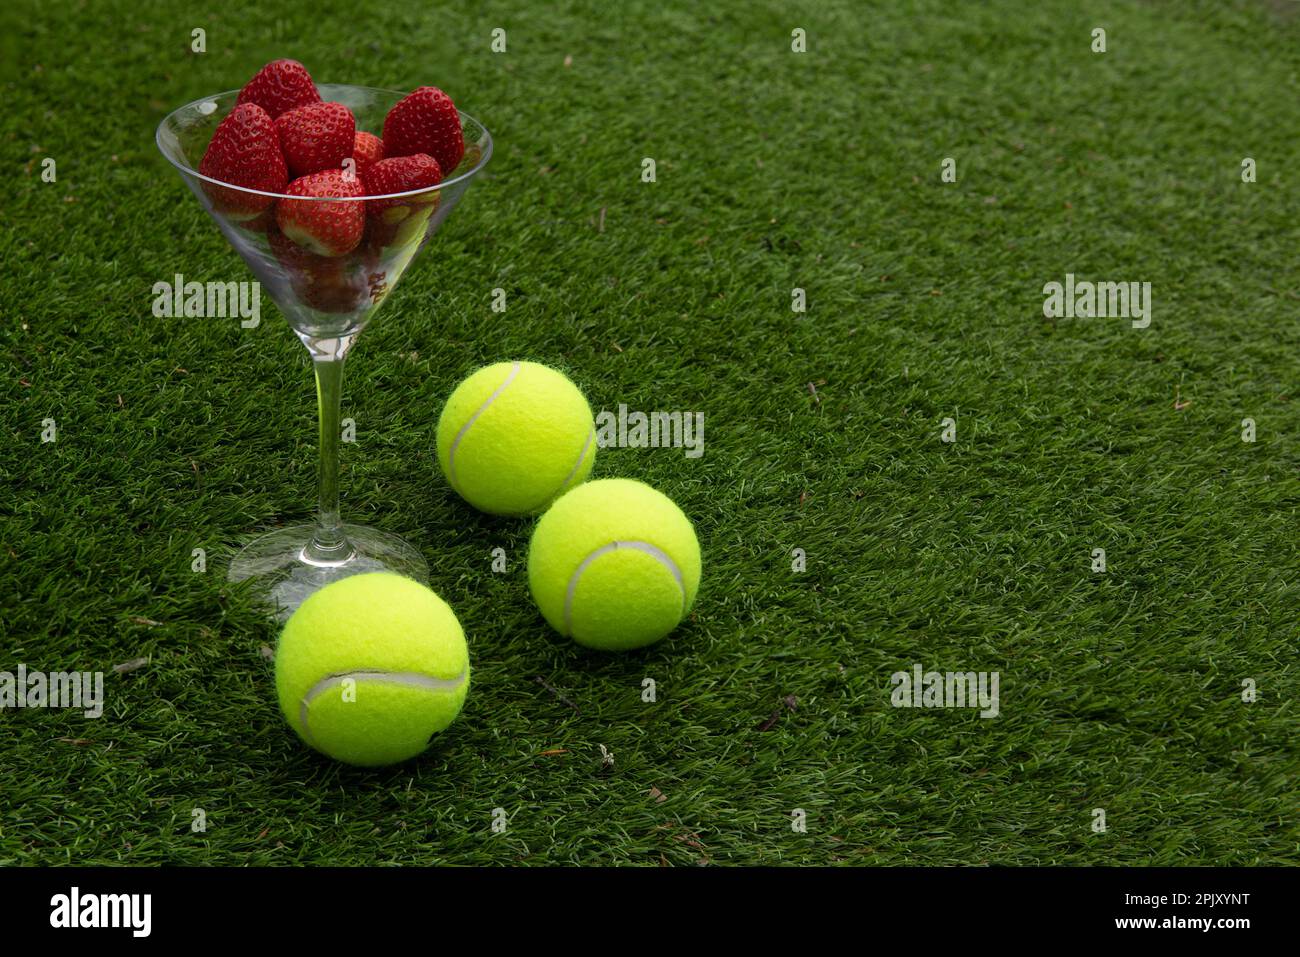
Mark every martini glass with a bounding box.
[157,84,492,619]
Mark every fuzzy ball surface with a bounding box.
[527,478,701,651]
[436,361,596,516]
[274,573,470,767]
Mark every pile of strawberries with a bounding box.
[198,59,471,312]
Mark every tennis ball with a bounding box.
[274,573,470,767]
[436,361,596,516]
[527,478,701,651]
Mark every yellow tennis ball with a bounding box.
[274,573,470,767]
[527,478,702,651]
[436,361,596,516]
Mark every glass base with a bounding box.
[227,523,429,622]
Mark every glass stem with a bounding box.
[304,335,356,562]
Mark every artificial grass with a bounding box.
[2,0,1298,865]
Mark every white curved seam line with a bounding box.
[560,427,596,490]
[562,540,686,637]
[523,426,595,513]
[447,361,521,491]
[298,667,469,747]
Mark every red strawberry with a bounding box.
[381,86,464,174]
[236,59,321,119]
[269,226,345,280]
[236,204,276,233]
[198,103,288,220]
[269,227,366,313]
[275,170,366,256]
[274,102,355,177]
[350,131,385,181]
[365,205,436,251]
[363,153,442,223]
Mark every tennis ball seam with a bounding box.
[298,667,469,748]
[563,540,686,636]
[555,427,597,495]
[447,359,595,512]
[447,360,523,494]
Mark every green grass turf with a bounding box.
[2,0,1298,865]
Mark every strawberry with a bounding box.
[236,59,321,119]
[350,131,385,181]
[269,225,345,281]
[198,103,288,220]
[365,205,436,251]
[269,227,366,313]
[236,204,276,233]
[363,153,442,224]
[275,170,366,256]
[274,102,356,177]
[381,86,464,174]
